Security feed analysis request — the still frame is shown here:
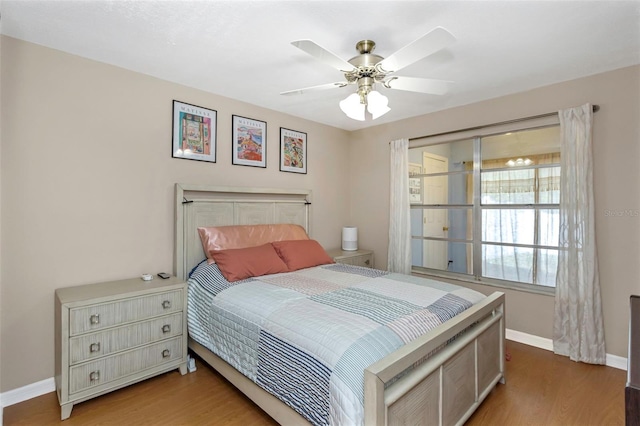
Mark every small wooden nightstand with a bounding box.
[327,248,374,268]
[55,276,188,420]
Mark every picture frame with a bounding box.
[232,115,267,168]
[279,127,307,174]
[172,100,217,163]
[408,162,422,204]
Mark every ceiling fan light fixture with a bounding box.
[285,28,456,123]
[367,90,390,119]
[339,93,365,121]
[506,157,533,167]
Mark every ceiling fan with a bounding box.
[280,27,456,121]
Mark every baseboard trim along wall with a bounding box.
[1,377,55,408]
[505,329,628,371]
[0,330,628,408]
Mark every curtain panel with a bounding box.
[553,103,606,364]
[388,138,412,274]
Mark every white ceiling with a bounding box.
[2,0,639,131]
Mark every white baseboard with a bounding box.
[605,353,629,370]
[506,329,554,351]
[0,377,55,408]
[0,330,628,410]
[506,328,627,371]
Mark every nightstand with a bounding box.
[55,276,188,420]
[327,248,374,268]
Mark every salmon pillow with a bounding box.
[198,224,309,264]
[210,243,289,282]
[271,240,334,271]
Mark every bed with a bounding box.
[174,183,505,425]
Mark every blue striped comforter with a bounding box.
[187,262,485,426]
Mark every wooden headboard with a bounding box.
[174,184,312,280]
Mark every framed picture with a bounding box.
[172,100,217,163]
[280,127,307,174]
[408,162,422,204]
[232,115,267,168]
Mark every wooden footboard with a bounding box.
[364,291,505,425]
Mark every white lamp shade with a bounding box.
[367,90,390,119]
[342,226,358,251]
[339,93,365,121]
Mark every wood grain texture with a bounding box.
[69,290,183,335]
[5,341,625,426]
[466,341,626,426]
[627,386,640,426]
[69,337,183,394]
[442,343,476,424]
[174,184,311,280]
[327,249,375,268]
[5,356,278,426]
[387,369,439,425]
[55,278,188,419]
[69,313,183,364]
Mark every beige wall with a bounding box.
[0,36,352,392]
[1,35,637,395]
[349,65,640,359]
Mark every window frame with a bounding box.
[409,122,561,296]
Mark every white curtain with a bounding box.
[388,138,412,274]
[553,103,605,364]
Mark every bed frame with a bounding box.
[174,183,505,425]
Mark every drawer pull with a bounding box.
[365,259,370,265]
[162,324,171,333]
[89,342,101,353]
[162,349,170,358]
[162,300,171,309]
[89,371,100,381]
[89,314,100,325]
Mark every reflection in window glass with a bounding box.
[410,208,472,239]
[481,169,536,205]
[411,208,472,274]
[482,127,561,161]
[408,126,561,290]
[412,139,474,173]
[411,240,473,275]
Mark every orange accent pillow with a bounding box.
[210,243,289,282]
[271,240,334,271]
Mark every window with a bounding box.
[409,126,560,292]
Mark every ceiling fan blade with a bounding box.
[291,39,355,72]
[378,27,456,73]
[384,76,453,95]
[280,82,347,96]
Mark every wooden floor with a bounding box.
[4,341,626,425]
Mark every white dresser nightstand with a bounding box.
[327,248,374,268]
[55,276,188,420]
